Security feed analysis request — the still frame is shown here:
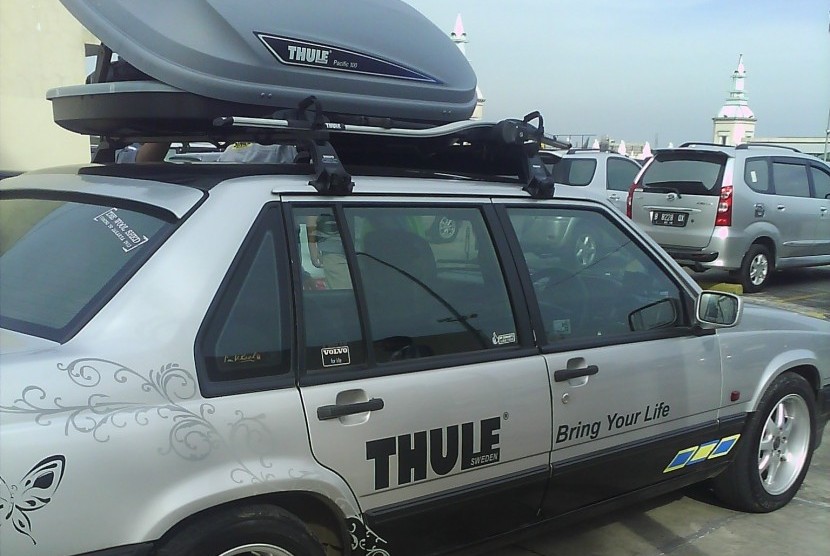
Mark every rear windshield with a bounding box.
[641,152,726,196]
[0,197,174,341]
[552,158,597,187]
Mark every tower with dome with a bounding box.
[712,55,756,145]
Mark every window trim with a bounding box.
[194,204,295,398]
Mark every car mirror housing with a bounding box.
[696,291,742,327]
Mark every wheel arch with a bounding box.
[749,357,822,415]
[153,490,351,555]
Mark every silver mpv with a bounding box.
[627,143,830,291]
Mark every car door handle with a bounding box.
[777,205,786,211]
[821,207,828,213]
[608,194,620,200]
[317,398,384,420]
[554,365,599,382]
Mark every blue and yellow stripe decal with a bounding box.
[664,434,740,473]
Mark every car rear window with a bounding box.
[641,152,725,195]
[0,196,174,341]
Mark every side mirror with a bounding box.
[696,291,741,327]
[628,298,678,331]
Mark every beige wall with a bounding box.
[0,0,95,171]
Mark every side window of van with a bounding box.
[344,206,518,364]
[812,165,830,200]
[607,158,641,191]
[772,160,810,198]
[744,158,770,193]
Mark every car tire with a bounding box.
[712,372,816,513]
[735,244,772,293]
[154,504,327,556]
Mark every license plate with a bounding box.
[651,210,688,227]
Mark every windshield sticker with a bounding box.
[491,332,517,345]
[94,208,149,253]
[552,319,571,336]
[322,345,350,368]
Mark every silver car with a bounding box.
[627,143,830,291]
[2,127,830,556]
[540,149,642,213]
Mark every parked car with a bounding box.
[627,142,830,291]
[539,148,642,213]
[2,120,830,556]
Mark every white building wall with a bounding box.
[0,0,93,171]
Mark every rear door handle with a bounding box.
[777,205,786,211]
[317,398,384,420]
[554,365,599,382]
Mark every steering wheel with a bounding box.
[532,267,590,339]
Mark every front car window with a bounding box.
[0,197,173,341]
[507,207,684,344]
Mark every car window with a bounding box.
[606,157,641,191]
[0,197,172,341]
[344,206,518,364]
[507,207,684,344]
[641,153,725,195]
[811,164,830,200]
[553,158,597,187]
[772,160,810,198]
[292,206,366,372]
[743,158,771,193]
[198,212,291,387]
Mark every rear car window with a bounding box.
[552,158,597,187]
[641,152,725,195]
[0,197,173,341]
[744,158,771,193]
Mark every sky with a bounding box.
[403,0,830,147]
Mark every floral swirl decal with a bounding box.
[0,358,274,482]
[0,455,65,544]
[347,517,391,556]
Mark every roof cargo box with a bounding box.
[49,0,479,138]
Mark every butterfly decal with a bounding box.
[0,455,66,544]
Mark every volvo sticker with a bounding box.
[256,33,440,83]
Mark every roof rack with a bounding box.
[163,98,557,198]
[737,143,802,153]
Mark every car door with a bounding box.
[605,156,641,212]
[770,157,818,258]
[291,199,551,556]
[809,162,830,256]
[500,203,730,516]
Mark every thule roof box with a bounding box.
[49,0,478,137]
